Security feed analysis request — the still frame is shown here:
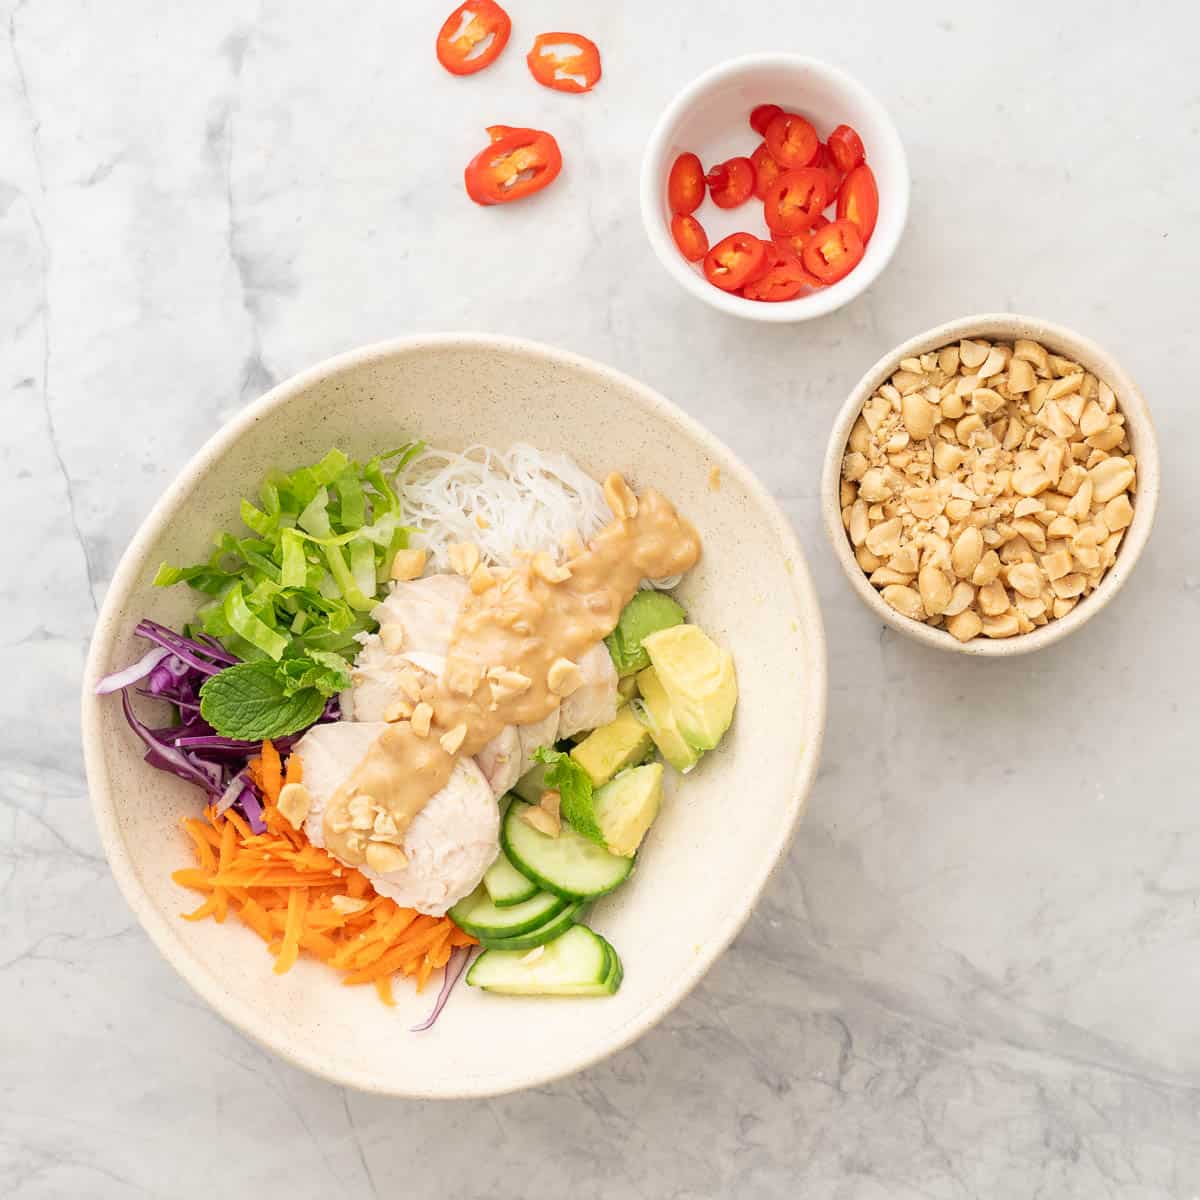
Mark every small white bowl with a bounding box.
[821,314,1160,656]
[640,54,909,322]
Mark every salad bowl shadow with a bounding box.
[82,334,827,1098]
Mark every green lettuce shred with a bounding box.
[155,443,424,669]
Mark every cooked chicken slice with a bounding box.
[557,642,618,737]
[373,572,470,655]
[340,573,468,720]
[517,708,561,776]
[343,647,445,723]
[477,705,562,798]
[476,725,522,798]
[293,722,385,822]
[294,721,499,917]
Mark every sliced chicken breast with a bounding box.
[373,572,469,655]
[558,642,619,737]
[516,708,561,775]
[476,705,562,798]
[476,725,522,798]
[294,721,499,917]
[344,647,445,723]
[341,573,468,720]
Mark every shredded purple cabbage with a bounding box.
[240,787,267,834]
[134,619,236,670]
[94,646,171,695]
[120,690,225,797]
[411,947,474,1032]
[100,620,335,831]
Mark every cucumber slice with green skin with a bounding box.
[467,924,621,995]
[600,936,623,991]
[482,846,540,907]
[478,901,584,951]
[502,801,634,900]
[449,884,567,939]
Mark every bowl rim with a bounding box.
[81,331,829,1096]
[820,313,1160,656]
[639,52,910,324]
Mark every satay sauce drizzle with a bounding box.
[322,476,701,864]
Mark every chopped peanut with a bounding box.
[389,548,427,581]
[840,336,1135,641]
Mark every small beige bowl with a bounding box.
[821,314,1159,656]
[82,333,827,1096]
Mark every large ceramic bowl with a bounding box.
[82,334,827,1097]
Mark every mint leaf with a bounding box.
[531,746,604,844]
[275,650,352,699]
[199,662,326,740]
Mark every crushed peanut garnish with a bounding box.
[389,547,426,581]
[277,782,313,829]
[841,336,1136,641]
[447,541,481,577]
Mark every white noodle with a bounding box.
[398,444,607,571]
[396,444,679,588]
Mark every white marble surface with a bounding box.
[3,0,1198,1195]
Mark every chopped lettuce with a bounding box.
[154,444,423,664]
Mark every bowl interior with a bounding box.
[83,336,826,1096]
[822,315,1159,656]
[642,55,909,321]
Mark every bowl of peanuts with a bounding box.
[822,314,1159,654]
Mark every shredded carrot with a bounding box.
[244,755,264,792]
[273,887,306,974]
[172,771,475,1002]
[285,753,304,787]
[260,740,283,805]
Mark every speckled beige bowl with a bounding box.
[82,334,827,1097]
[821,314,1159,655]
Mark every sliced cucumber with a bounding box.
[502,801,633,900]
[449,885,567,939]
[478,901,583,951]
[482,846,539,907]
[467,924,622,996]
[600,936,623,992]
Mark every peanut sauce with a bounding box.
[322,475,701,864]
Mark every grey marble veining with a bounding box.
[3,0,1199,1196]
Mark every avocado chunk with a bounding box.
[570,706,653,786]
[642,625,737,751]
[617,674,639,703]
[635,666,702,773]
[593,763,664,857]
[605,590,686,676]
